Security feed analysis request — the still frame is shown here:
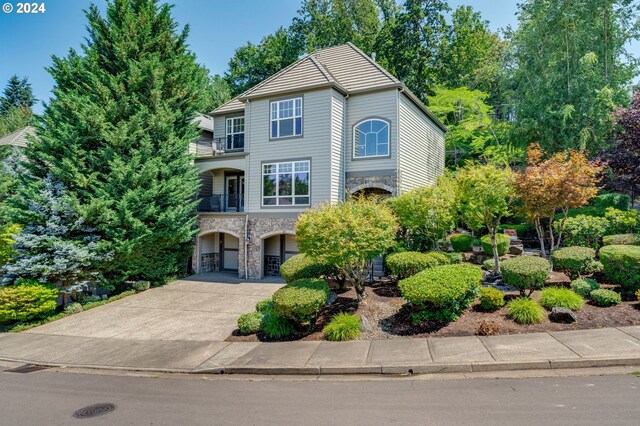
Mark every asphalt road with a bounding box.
[1,368,639,425]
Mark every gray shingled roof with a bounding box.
[0,126,35,148]
[210,43,446,132]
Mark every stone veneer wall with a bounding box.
[346,175,398,196]
[194,214,298,279]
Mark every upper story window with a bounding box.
[271,97,302,139]
[354,119,390,158]
[225,117,245,151]
[263,160,310,206]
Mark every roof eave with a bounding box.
[238,81,348,102]
[399,87,448,133]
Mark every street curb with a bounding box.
[3,355,638,376]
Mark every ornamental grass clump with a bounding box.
[539,287,585,311]
[589,289,622,307]
[271,278,329,325]
[598,245,640,296]
[551,246,602,280]
[480,287,505,311]
[570,278,600,298]
[323,313,361,341]
[399,264,482,323]
[507,297,545,324]
[481,234,511,257]
[450,234,473,252]
[500,256,551,296]
[237,311,264,335]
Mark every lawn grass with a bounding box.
[0,289,137,333]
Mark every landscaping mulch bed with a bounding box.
[226,273,640,343]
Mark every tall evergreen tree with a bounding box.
[374,0,450,101]
[225,27,303,96]
[0,75,36,115]
[11,0,209,286]
[508,0,639,152]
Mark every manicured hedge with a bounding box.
[551,246,602,280]
[0,279,58,324]
[450,234,473,252]
[279,253,339,283]
[599,245,640,295]
[480,287,505,311]
[570,278,599,298]
[386,252,438,280]
[555,215,609,249]
[500,256,551,296]
[399,264,482,322]
[590,289,621,307]
[271,278,330,324]
[481,234,511,257]
[602,234,640,246]
[237,311,264,334]
[424,251,452,266]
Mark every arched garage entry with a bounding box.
[198,231,241,273]
[262,232,299,276]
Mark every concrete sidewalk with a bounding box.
[1,327,640,375]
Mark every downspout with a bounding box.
[342,93,349,200]
[244,100,250,279]
[397,88,402,195]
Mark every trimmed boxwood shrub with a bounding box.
[255,299,273,313]
[323,313,361,341]
[399,264,482,322]
[481,233,511,257]
[570,278,600,298]
[64,302,84,315]
[589,289,622,307]
[507,297,545,324]
[599,245,640,295]
[279,253,339,283]
[480,287,505,311]
[386,252,438,280]
[0,279,58,324]
[539,287,584,311]
[132,280,150,291]
[551,246,602,280]
[602,234,640,246]
[237,311,264,334]
[271,278,330,324]
[500,256,551,296]
[450,234,473,252]
[440,251,463,264]
[424,251,452,266]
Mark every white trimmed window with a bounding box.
[270,98,302,138]
[225,117,245,150]
[354,119,390,158]
[262,160,310,206]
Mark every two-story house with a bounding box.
[192,43,446,279]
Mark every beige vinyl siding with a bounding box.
[198,171,213,197]
[346,90,398,173]
[330,89,345,203]
[398,93,445,192]
[247,89,334,212]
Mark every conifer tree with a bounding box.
[0,75,36,115]
[11,0,209,285]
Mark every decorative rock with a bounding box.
[360,315,373,333]
[326,291,337,305]
[508,245,524,255]
[550,307,577,323]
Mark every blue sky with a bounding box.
[0,0,637,113]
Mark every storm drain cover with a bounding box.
[73,403,116,419]
[4,364,49,374]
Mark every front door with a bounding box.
[225,174,245,211]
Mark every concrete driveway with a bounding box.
[24,273,283,342]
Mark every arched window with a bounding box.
[354,119,389,158]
